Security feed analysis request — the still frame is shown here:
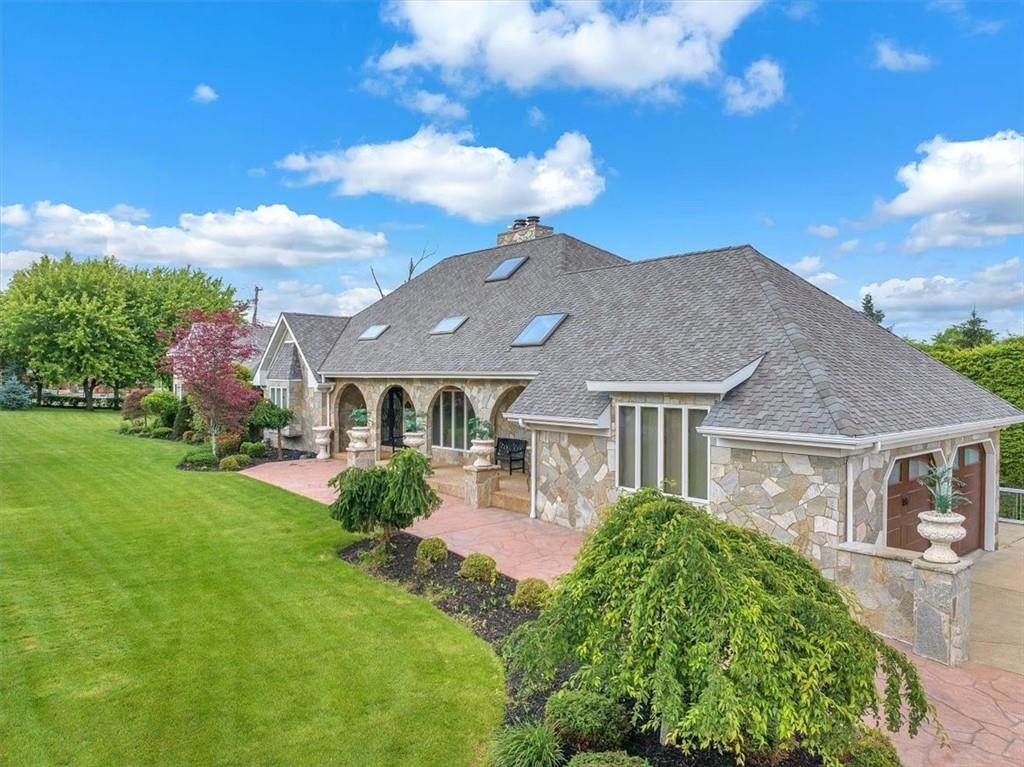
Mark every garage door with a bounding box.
[953,444,986,555]
[886,454,936,551]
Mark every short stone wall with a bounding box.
[535,429,616,529]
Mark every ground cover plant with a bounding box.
[0,410,502,765]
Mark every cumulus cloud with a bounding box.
[788,254,839,287]
[375,0,763,100]
[722,58,784,115]
[859,257,1023,336]
[192,83,219,103]
[1,249,46,288]
[402,89,468,120]
[108,203,150,221]
[807,223,839,238]
[873,39,933,72]
[875,130,1024,252]
[3,201,388,268]
[928,0,1005,36]
[277,126,605,222]
[837,238,859,253]
[1,204,31,228]
[259,279,383,322]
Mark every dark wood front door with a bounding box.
[886,454,936,551]
[953,444,986,555]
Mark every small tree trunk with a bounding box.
[35,382,43,406]
[277,428,283,460]
[113,383,120,409]
[211,423,219,457]
[83,378,94,411]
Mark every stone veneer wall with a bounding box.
[836,544,916,642]
[535,429,617,528]
[710,447,845,578]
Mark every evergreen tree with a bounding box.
[860,293,885,324]
[0,364,34,410]
[955,308,995,348]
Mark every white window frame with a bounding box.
[267,384,289,409]
[172,381,184,400]
[430,388,476,452]
[615,403,710,504]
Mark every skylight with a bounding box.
[358,324,390,341]
[485,256,528,282]
[511,313,566,347]
[430,316,468,335]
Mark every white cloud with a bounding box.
[108,203,150,222]
[722,58,784,115]
[4,201,387,268]
[1,204,31,228]
[873,39,933,72]
[528,106,546,127]
[756,211,775,227]
[860,257,1023,336]
[784,2,815,21]
[402,89,468,120]
[837,238,859,253]
[376,0,763,100]
[788,255,839,287]
[1,249,45,288]
[875,130,1024,252]
[191,83,219,103]
[928,1,1005,36]
[277,126,605,222]
[807,223,839,238]
[259,279,383,322]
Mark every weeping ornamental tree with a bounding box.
[161,307,261,456]
[505,489,933,764]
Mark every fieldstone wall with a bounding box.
[913,557,972,665]
[836,544,916,643]
[535,429,617,529]
[710,447,845,577]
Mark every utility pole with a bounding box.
[252,285,262,325]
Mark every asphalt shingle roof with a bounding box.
[293,234,1021,438]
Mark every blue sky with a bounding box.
[2,0,1022,339]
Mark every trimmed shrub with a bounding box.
[151,426,173,439]
[459,553,497,584]
[219,454,253,471]
[215,432,242,456]
[141,390,178,428]
[178,449,217,469]
[241,441,267,458]
[511,578,553,610]
[416,537,448,563]
[843,728,901,767]
[172,397,193,438]
[567,753,650,767]
[544,689,629,751]
[488,722,563,767]
[506,489,932,764]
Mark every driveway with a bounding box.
[971,523,1024,675]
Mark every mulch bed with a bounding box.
[247,448,313,466]
[339,531,822,767]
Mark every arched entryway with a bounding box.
[334,384,368,454]
[490,385,527,441]
[379,385,413,450]
[428,386,477,454]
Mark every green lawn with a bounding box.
[0,410,503,766]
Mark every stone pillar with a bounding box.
[313,426,333,461]
[464,464,500,508]
[912,556,973,666]
[348,447,376,469]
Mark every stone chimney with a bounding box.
[496,215,554,246]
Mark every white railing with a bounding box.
[999,487,1024,523]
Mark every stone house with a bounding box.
[253,218,1023,664]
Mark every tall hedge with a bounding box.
[928,337,1023,487]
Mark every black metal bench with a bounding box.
[495,437,527,475]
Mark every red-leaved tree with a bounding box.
[161,305,260,456]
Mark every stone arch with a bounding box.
[426,385,479,459]
[333,383,368,453]
[377,385,414,450]
[490,385,527,441]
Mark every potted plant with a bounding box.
[347,407,370,451]
[403,408,427,449]
[467,417,495,467]
[916,464,970,564]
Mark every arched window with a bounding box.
[430,387,476,451]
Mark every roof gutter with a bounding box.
[504,406,611,431]
[318,371,538,380]
[585,355,763,396]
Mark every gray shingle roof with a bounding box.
[242,325,273,370]
[282,313,351,372]
[266,341,301,380]
[305,235,1020,438]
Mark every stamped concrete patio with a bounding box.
[239,457,1023,766]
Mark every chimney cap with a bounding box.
[512,218,527,229]
[526,215,540,224]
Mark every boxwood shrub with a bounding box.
[458,552,497,584]
[240,441,267,458]
[844,728,901,767]
[219,454,253,471]
[178,449,217,469]
[416,537,448,563]
[544,689,628,751]
[511,578,553,610]
[151,426,174,439]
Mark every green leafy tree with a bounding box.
[930,308,997,350]
[860,293,885,324]
[505,489,933,764]
[249,399,295,459]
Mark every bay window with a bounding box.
[617,404,710,501]
[431,388,477,451]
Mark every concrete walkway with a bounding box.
[239,458,1024,766]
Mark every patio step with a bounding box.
[492,487,530,514]
[427,475,463,498]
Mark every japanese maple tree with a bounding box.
[162,306,260,456]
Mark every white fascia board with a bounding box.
[503,410,604,429]
[586,355,763,396]
[320,371,538,380]
[252,318,292,387]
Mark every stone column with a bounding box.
[464,464,501,508]
[912,556,973,666]
[348,447,376,469]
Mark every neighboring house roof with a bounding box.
[242,325,274,370]
[291,233,1020,439]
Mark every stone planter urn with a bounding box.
[404,431,426,449]
[347,425,370,451]
[469,438,495,468]
[313,426,332,461]
[917,511,966,564]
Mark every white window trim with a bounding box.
[431,388,476,452]
[267,383,290,409]
[616,403,710,505]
